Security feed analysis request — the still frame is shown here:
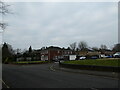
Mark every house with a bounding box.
[76,48,114,59]
[40,46,74,61]
[86,51,101,59]
[77,51,88,56]
[40,46,63,62]
[61,48,75,60]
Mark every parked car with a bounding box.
[100,54,108,58]
[79,56,86,60]
[113,52,120,58]
[105,55,113,58]
[90,56,99,59]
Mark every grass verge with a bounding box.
[12,61,48,64]
[63,58,120,67]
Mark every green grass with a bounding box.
[63,58,120,67]
[13,61,48,64]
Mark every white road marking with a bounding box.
[0,79,10,88]
[50,65,56,71]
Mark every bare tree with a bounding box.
[99,44,108,54]
[14,48,21,54]
[92,47,99,51]
[100,44,107,50]
[69,42,77,51]
[78,41,88,51]
[0,1,10,30]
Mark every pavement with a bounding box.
[52,62,119,79]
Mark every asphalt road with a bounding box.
[2,63,119,88]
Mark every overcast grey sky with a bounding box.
[2,2,118,50]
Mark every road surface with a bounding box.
[2,63,119,88]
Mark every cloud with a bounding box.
[3,2,118,50]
